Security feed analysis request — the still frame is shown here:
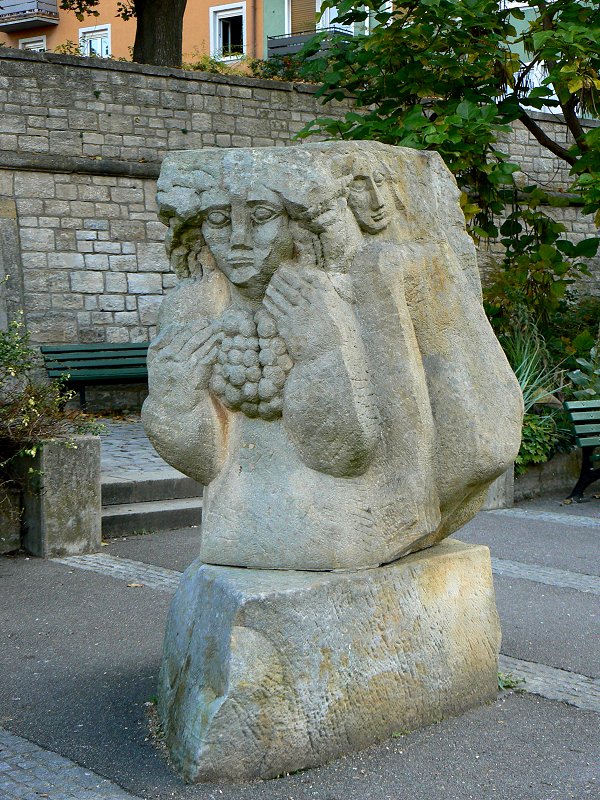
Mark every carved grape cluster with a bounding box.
[209,307,293,420]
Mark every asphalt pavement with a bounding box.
[1,492,598,800]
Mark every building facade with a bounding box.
[0,0,356,62]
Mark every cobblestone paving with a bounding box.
[498,655,600,713]
[53,553,181,593]
[489,508,600,528]
[492,557,600,595]
[99,419,182,480]
[53,553,600,714]
[0,727,139,800]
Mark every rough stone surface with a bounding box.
[142,141,523,570]
[18,436,101,558]
[0,485,20,554]
[157,539,500,783]
[483,468,514,510]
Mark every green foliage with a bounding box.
[567,340,600,400]
[59,0,100,22]
[501,324,563,412]
[0,319,102,478]
[299,1,599,330]
[501,323,567,474]
[53,40,85,56]
[59,0,135,22]
[249,55,307,82]
[498,671,524,691]
[516,412,558,475]
[300,0,522,236]
[182,51,244,75]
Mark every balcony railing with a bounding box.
[267,27,353,60]
[0,1,59,32]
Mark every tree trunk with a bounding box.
[132,0,188,67]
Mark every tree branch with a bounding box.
[559,95,589,152]
[518,110,577,166]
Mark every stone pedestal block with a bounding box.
[158,539,500,783]
[18,436,101,558]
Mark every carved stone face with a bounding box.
[347,167,392,234]
[200,184,294,300]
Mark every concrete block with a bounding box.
[514,450,581,502]
[158,539,500,783]
[18,436,101,558]
[482,467,514,510]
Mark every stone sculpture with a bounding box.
[142,141,523,782]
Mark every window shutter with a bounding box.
[291,0,317,33]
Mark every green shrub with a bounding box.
[0,317,102,476]
[515,413,559,475]
[248,55,307,82]
[501,323,569,474]
[567,339,600,400]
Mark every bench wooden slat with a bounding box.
[572,423,600,435]
[41,343,149,353]
[47,367,149,381]
[564,399,600,411]
[41,342,150,408]
[563,398,600,500]
[576,435,600,448]
[43,350,148,361]
[570,411,600,422]
[45,357,148,369]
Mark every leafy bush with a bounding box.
[515,413,559,475]
[567,339,600,399]
[248,55,307,82]
[0,318,102,477]
[182,51,246,75]
[501,324,569,475]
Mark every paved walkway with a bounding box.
[0,728,138,800]
[99,418,186,485]
[1,484,599,799]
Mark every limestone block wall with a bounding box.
[0,49,351,344]
[0,47,598,351]
[0,169,167,343]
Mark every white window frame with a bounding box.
[316,1,354,34]
[19,35,47,52]
[210,2,247,61]
[79,24,111,58]
[284,0,291,35]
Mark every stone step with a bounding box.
[101,497,203,538]
[101,473,203,506]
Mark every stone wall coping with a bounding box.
[0,149,161,178]
[0,46,321,96]
[1,47,598,129]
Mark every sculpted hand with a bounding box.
[264,266,347,362]
[147,320,219,396]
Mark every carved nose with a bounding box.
[370,184,385,210]
[229,212,252,250]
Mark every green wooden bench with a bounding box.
[41,342,149,407]
[563,399,600,501]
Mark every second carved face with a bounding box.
[347,167,392,234]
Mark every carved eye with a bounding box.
[373,171,385,186]
[252,205,280,224]
[205,210,230,227]
[350,177,368,192]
